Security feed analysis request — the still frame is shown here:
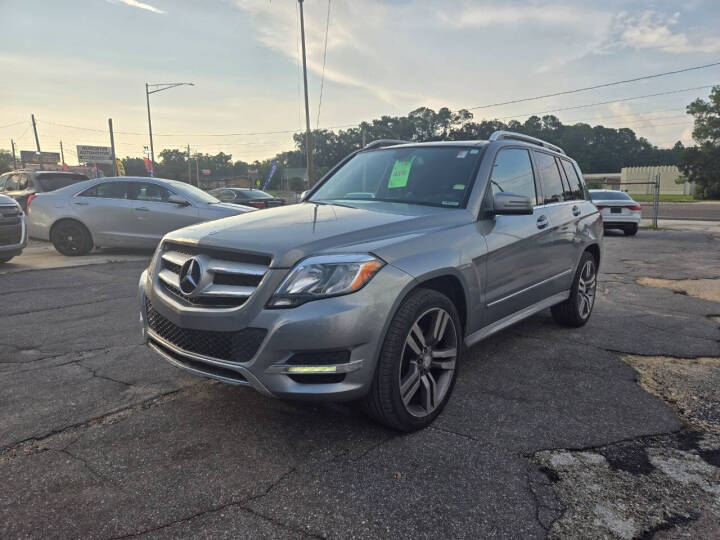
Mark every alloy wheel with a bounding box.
[577,259,597,319]
[398,307,458,417]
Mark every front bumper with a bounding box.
[0,212,27,256]
[139,263,413,401]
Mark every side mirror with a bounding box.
[300,190,309,201]
[168,194,190,206]
[493,192,533,215]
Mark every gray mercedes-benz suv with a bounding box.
[139,131,602,431]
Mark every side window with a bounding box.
[533,151,565,204]
[489,148,537,205]
[18,174,29,190]
[0,175,7,190]
[135,182,171,202]
[80,182,130,199]
[5,174,19,191]
[218,190,235,202]
[560,159,584,200]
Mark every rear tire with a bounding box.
[551,251,597,328]
[624,224,638,236]
[363,288,461,431]
[51,220,93,256]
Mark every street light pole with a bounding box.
[298,0,314,186]
[145,82,194,168]
[145,83,154,167]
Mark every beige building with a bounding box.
[584,166,693,195]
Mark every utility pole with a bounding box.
[60,140,65,167]
[187,144,192,185]
[31,114,43,170]
[298,0,314,186]
[108,118,117,176]
[10,139,17,169]
[196,157,200,187]
[145,82,194,170]
[145,83,155,167]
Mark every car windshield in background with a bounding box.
[591,191,632,201]
[174,182,220,204]
[37,174,89,191]
[310,146,485,208]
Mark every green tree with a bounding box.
[0,149,14,173]
[679,86,720,199]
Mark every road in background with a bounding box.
[641,201,720,221]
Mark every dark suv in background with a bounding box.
[0,170,89,210]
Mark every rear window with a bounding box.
[241,190,272,199]
[590,191,631,201]
[36,174,89,192]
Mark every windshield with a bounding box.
[590,191,632,201]
[36,174,89,191]
[173,182,220,204]
[310,146,485,208]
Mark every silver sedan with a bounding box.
[28,176,254,255]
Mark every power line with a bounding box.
[0,120,27,130]
[492,85,713,121]
[316,0,331,130]
[466,61,720,110]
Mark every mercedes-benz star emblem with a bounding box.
[179,257,203,295]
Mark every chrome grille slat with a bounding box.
[156,241,270,308]
[158,268,180,289]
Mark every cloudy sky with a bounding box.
[1,0,719,165]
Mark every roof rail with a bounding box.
[489,131,565,155]
[363,139,410,150]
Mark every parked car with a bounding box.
[139,132,602,431]
[0,170,89,211]
[0,193,27,263]
[28,176,255,256]
[209,187,285,209]
[589,189,642,236]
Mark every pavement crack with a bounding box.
[5,295,135,317]
[77,360,132,387]
[107,467,324,540]
[0,386,194,462]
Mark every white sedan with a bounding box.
[589,189,642,236]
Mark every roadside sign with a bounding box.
[77,145,113,164]
[201,169,211,176]
[116,159,125,176]
[20,150,60,164]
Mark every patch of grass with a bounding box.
[630,194,697,202]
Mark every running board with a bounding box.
[465,291,570,348]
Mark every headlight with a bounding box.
[267,254,385,308]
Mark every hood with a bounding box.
[165,201,472,268]
[0,193,17,205]
[200,202,255,218]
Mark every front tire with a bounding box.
[0,255,15,263]
[363,288,461,431]
[51,220,93,256]
[551,251,598,328]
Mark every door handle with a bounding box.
[73,201,89,206]
[135,207,150,212]
[572,205,581,217]
[536,215,548,229]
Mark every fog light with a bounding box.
[286,365,338,374]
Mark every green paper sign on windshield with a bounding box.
[388,156,415,188]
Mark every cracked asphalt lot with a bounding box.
[1,229,719,539]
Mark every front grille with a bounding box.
[145,298,266,362]
[0,223,22,246]
[157,241,271,308]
